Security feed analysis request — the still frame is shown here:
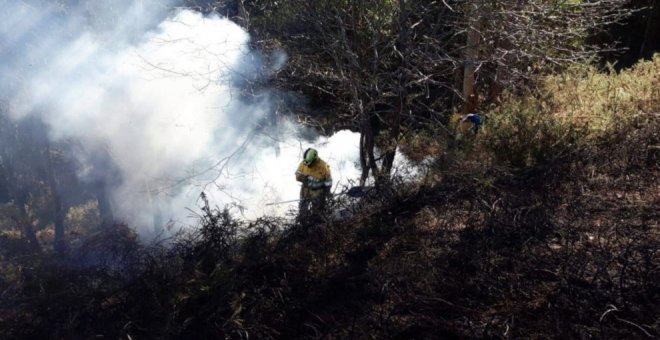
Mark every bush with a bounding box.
[543,55,660,131]
[480,99,588,168]
[479,54,660,169]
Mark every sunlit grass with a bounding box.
[478,54,660,168]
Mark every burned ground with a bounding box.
[0,110,657,339]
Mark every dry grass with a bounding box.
[473,54,660,169]
[543,55,660,130]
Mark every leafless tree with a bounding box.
[241,0,633,187]
[455,0,634,105]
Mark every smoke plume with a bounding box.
[1,0,363,237]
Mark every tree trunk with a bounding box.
[0,164,9,203]
[462,3,481,114]
[95,179,114,226]
[51,189,66,252]
[43,144,67,252]
[359,128,369,187]
[359,112,379,187]
[14,193,41,253]
[379,0,408,186]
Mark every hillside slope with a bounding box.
[0,58,658,340]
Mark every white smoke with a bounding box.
[1,0,364,237]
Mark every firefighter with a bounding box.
[450,112,484,139]
[461,112,483,134]
[295,148,332,221]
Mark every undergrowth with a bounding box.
[479,54,659,170]
[0,57,658,339]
